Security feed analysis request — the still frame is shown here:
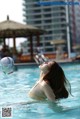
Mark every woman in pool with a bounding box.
[28,61,71,101]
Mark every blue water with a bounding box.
[0,63,80,119]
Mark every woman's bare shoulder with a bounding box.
[40,80,49,87]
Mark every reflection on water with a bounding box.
[0,63,80,119]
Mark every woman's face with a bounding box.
[39,61,54,74]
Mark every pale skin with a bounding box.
[29,61,56,101]
[39,61,54,82]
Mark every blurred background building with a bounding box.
[22,0,80,58]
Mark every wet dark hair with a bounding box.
[43,62,71,99]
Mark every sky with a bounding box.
[0,0,26,47]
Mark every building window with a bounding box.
[34,15,41,18]
[44,19,52,23]
[33,9,41,13]
[44,14,51,17]
[43,8,51,12]
[45,48,53,52]
[45,42,51,46]
[34,21,41,24]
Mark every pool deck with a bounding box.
[15,58,80,68]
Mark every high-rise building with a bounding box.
[22,0,80,57]
[68,0,80,45]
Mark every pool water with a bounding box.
[0,63,80,119]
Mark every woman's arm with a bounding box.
[40,81,56,101]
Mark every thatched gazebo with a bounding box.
[0,16,46,61]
